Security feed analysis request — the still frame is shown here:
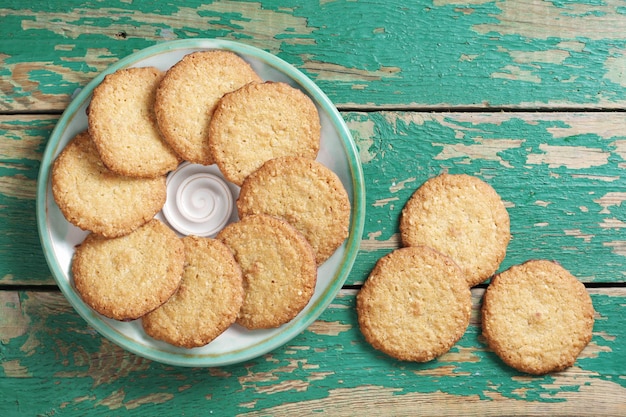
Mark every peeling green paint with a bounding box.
[350,111,626,284]
[2,0,626,111]
[0,290,623,415]
[1,1,625,414]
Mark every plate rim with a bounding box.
[36,38,365,367]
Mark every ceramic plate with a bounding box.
[36,39,365,367]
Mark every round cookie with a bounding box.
[237,156,351,265]
[217,214,317,330]
[209,81,321,186]
[72,219,184,321]
[481,260,595,375]
[400,173,510,287]
[87,66,180,178]
[52,131,166,238]
[142,236,244,348]
[357,246,472,362]
[154,50,262,165]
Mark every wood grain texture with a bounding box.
[2,0,625,414]
[0,289,624,416]
[350,111,626,285]
[0,115,56,285]
[5,112,625,285]
[1,0,626,112]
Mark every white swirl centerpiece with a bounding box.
[162,162,239,237]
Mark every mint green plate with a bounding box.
[36,39,365,367]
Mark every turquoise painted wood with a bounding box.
[1,0,626,415]
[349,111,626,285]
[0,116,56,285]
[1,289,625,415]
[3,112,625,286]
[1,0,626,112]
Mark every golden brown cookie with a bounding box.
[87,66,180,178]
[237,156,351,265]
[481,260,595,375]
[51,131,166,238]
[72,219,184,321]
[217,214,317,330]
[142,236,244,348]
[400,173,510,287]
[208,81,321,186]
[357,246,472,362]
[154,50,262,165]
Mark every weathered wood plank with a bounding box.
[351,111,626,285]
[0,289,624,416]
[0,115,57,285]
[1,0,625,112]
[3,111,626,286]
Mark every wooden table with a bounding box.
[2,1,625,415]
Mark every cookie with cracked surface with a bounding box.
[237,156,351,265]
[217,214,317,330]
[209,81,320,186]
[154,50,262,165]
[400,173,510,287]
[72,219,184,321]
[357,246,472,362]
[87,66,180,178]
[52,131,166,238]
[481,259,595,375]
[142,236,244,348]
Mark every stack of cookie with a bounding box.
[357,173,594,375]
[52,50,351,348]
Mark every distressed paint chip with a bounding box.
[546,119,625,140]
[0,292,30,342]
[599,218,626,229]
[372,196,399,207]
[307,320,352,336]
[611,139,626,160]
[473,0,626,41]
[412,365,471,376]
[604,47,626,88]
[389,177,416,193]
[603,240,626,257]
[526,144,610,169]
[491,65,541,84]
[53,338,150,387]
[594,192,626,214]
[360,233,400,251]
[579,341,613,360]
[346,118,377,164]
[253,379,310,394]
[437,347,481,364]
[125,393,174,410]
[433,138,523,168]
[564,229,594,244]
[301,61,401,82]
[508,49,571,65]
[0,359,32,377]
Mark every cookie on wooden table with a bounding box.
[217,214,317,330]
[209,81,321,186]
[357,246,472,362]
[51,131,166,238]
[481,260,595,375]
[400,173,510,287]
[154,50,262,165]
[72,219,184,321]
[87,66,180,178]
[142,236,244,348]
[237,156,351,265]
